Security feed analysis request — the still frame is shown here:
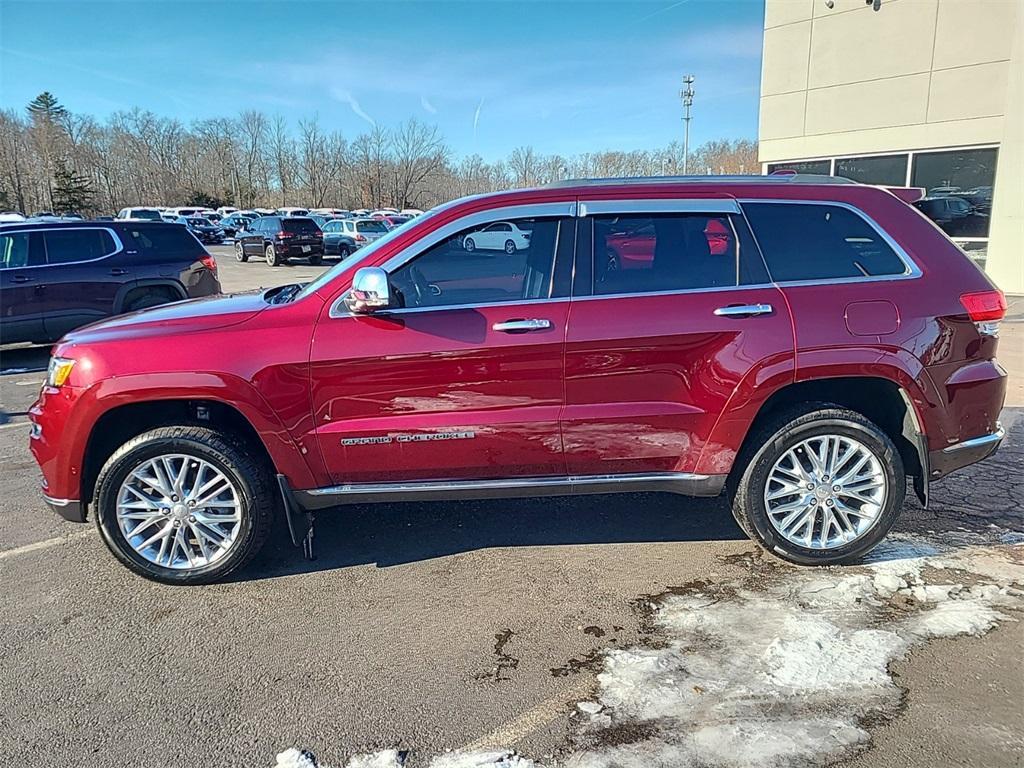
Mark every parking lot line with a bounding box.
[0,530,92,561]
[460,677,593,752]
[0,421,29,430]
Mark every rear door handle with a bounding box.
[109,268,129,276]
[11,274,34,283]
[492,318,552,333]
[713,303,774,317]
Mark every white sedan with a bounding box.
[462,221,531,254]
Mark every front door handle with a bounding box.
[109,268,129,276]
[492,318,552,333]
[713,303,774,317]
[11,274,34,283]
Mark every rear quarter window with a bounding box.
[125,224,205,259]
[742,202,909,282]
[43,228,118,264]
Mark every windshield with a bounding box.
[295,209,436,300]
[132,209,162,220]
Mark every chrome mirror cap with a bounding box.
[345,267,391,314]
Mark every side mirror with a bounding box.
[345,267,391,314]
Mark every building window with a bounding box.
[834,154,908,186]
[766,159,830,175]
[910,147,998,238]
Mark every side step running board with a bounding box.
[291,472,726,511]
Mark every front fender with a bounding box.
[65,372,318,496]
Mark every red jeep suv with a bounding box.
[29,176,1007,584]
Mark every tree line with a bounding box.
[0,92,759,216]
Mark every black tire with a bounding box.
[93,426,276,585]
[464,237,476,252]
[308,250,322,266]
[504,239,516,254]
[338,245,351,259]
[125,290,175,312]
[265,244,280,267]
[730,404,905,566]
[235,242,248,262]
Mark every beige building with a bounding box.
[758,0,1023,294]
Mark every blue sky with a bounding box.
[0,0,765,160]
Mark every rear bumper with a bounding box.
[44,494,86,523]
[928,423,1004,479]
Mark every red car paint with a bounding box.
[30,179,1006,517]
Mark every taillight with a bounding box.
[354,234,367,242]
[200,254,217,274]
[277,231,289,239]
[960,289,1006,336]
[313,230,323,239]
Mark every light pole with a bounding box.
[680,74,695,175]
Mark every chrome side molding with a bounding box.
[294,471,726,510]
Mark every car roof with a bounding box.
[0,219,172,232]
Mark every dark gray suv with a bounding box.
[0,221,221,344]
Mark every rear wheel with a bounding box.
[265,244,281,267]
[730,405,905,565]
[308,250,322,266]
[338,245,351,259]
[235,242,248,262]
[93,426,276,585]
[464,237,476,252]
[504,239,516,254]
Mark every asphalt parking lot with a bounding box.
[0,255,1021,768]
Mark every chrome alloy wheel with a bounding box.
[763,435,887,550]
[115,454,242,569]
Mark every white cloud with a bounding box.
[329,88,376,127]
[420,95,438,114]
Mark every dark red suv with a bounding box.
[29,176,1007,584]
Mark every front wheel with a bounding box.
[235,242,248,262]
[93,426,276,585]
[265,244,281,266]
[730,405,905,565]
[464,237,476,252]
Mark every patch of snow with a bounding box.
[276,535,1023,768]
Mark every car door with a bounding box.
[561,198,794,478]
[308,204,576,485]
[41,227,131,339]
[244,217,265,255]
[0,230,47,344]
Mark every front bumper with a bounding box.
[929,423,1005,479]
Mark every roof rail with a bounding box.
[545,173,857,188]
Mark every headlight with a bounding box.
[46,357,76,387]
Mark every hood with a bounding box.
[60,291,268,346]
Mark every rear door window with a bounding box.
[588,213,768,295]
[42,229,118,265]
[743,202,909,281]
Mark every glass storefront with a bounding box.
[910,147,998,238]
[765,146,999,262]
[835,154,908,186]
[766,159,831,175]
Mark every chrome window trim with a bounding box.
[570,281,778,303]
[578,198,741,217]
[0,226,125,270]
[737,198,923,286]
[328,202,577,319]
